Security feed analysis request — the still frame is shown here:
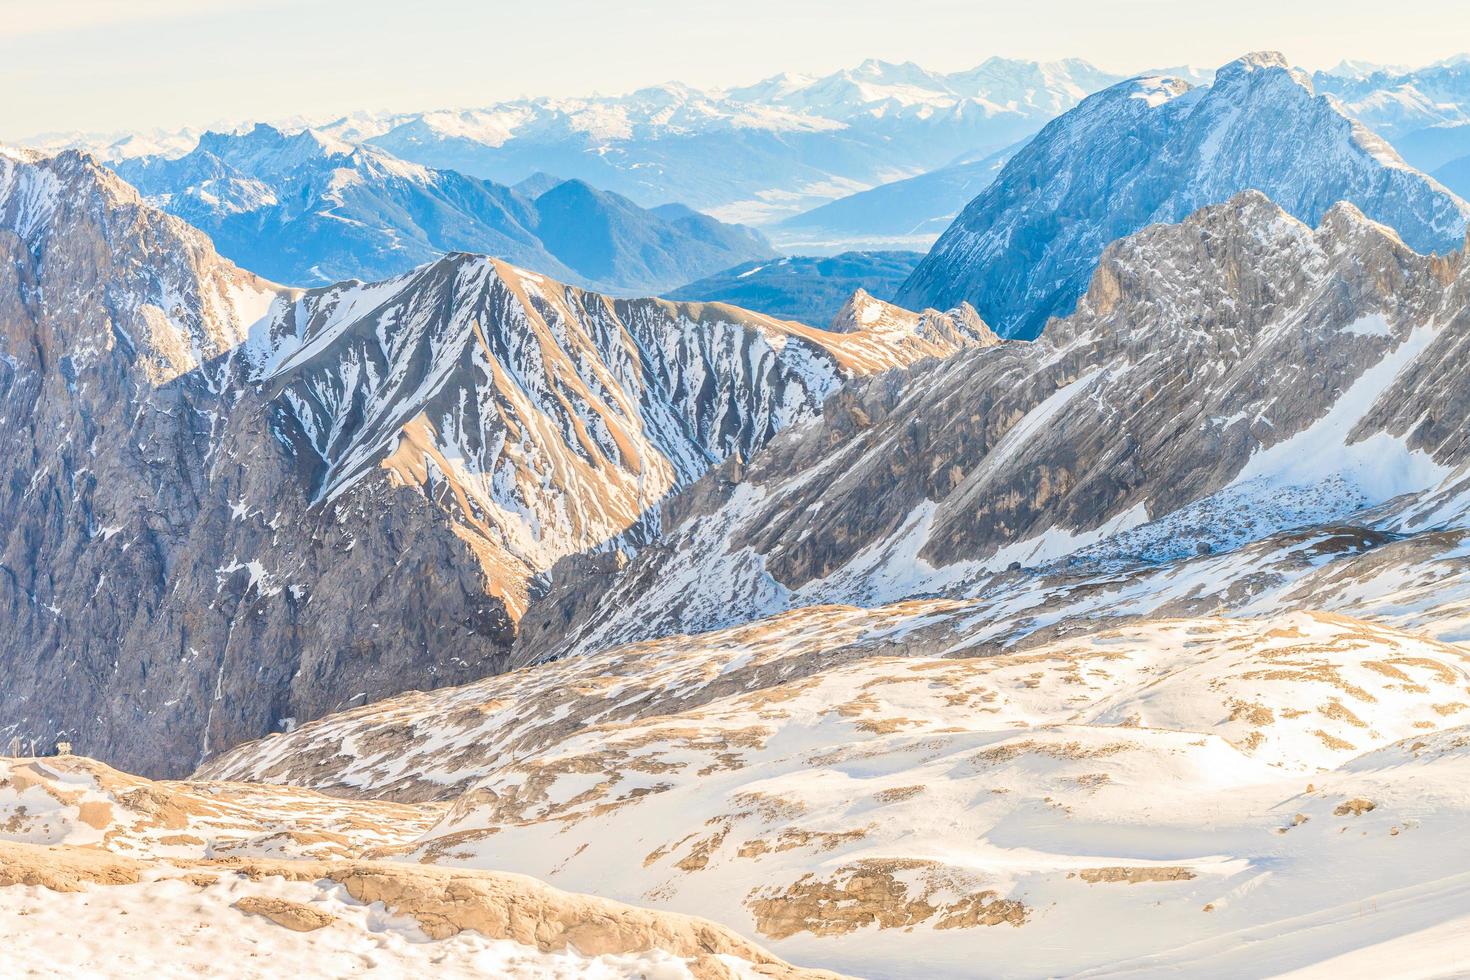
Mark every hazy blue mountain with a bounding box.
[1389,121,1470,172]
[512,171,567,198]
[665,251,925,326]
[1433,154,1470,200]
[113,124,774,293]
[773,143,1020,251]
[42,58,1138,228]
[898,53,1470,339]
[529,180,775,294]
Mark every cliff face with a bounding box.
[0,149,516,776]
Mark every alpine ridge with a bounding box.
[13,22,1470,980]
[516,189,1470,664]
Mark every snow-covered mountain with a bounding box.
[184,190,1470,976]
[1315,58,1470,138]
[111,124,774,292]
[16,53,1470,980]
[201,180,1470,976]
[1312,58,1470,198]
[346,58,1125,223]
[0,147,991,777]
[896,52,1470,338]
[32,58,1128,227]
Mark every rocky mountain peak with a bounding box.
[1222,50,1296,75]
[0,148,996,775]
[1,148,282,386]
[896,51,1470,337]
[827,288,999,354]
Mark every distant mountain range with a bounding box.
[896,52,1470,338]
[111,124,773,292]
[31,58,1138,227]
[772,144,1018,252]
[1314,59,1470,138]
[665,251,925,326]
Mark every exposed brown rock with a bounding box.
[232,895,336,932]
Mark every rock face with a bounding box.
[113,124,775,292]
[515,190,1470,663]
[0,148,990,777]
[896,51,1470,338]
[0,148,511,777]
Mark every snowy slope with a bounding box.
[200,608,1470,979]
[897,51,1470,338]
[0,760,824,980]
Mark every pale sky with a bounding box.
[5,0,1470,140]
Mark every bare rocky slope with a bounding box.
[896,51,1470,338]
[0,147,992,777]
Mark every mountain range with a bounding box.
[0,146,990,777]
[216,186,1470,979]
[11,46,1470,980]
[110,123,774,292]
[29,58,1135,226]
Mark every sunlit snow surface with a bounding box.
[200,610,1470,979]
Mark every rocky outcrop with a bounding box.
[896,51,1470,338]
